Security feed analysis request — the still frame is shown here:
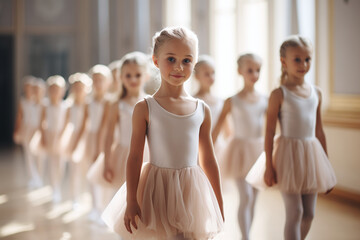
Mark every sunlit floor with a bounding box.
[1,146,360,240]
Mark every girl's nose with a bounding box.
[174,63,183,71]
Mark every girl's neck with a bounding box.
[74,97,85,105]
[285,75,305,87]
[50,99,60,106]
[157,82,188,99]
[242,82,256,92]
[94,92,104,101]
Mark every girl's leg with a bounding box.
[301,193,317,239]
[50,155,65,203]
[236,178,258,240]
[281,192,303,240]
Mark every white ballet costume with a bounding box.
[18,98,43,188]
[102,96,223,240]
[246,85,337,240]
[221,95,267,179]
[43,101,67,202]
[63,103,87,204]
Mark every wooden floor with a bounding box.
[1,146,360,240]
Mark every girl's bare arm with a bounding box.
[212,98,231,143]
[199,104,224,220]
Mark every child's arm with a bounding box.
[264,88,282,187]
[103,102,119,182]
[212,98,231,143]
[13,102,23,143]
[315,87,328,155]
[124,100,148,233]
[94,101,109,162]
[199,104,225,220]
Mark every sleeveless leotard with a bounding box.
[222,94,267,178]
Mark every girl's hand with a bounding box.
[264,166,277,187]
[124,201,142,234]
[103,168,113,183]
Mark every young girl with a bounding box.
[193,55,230,157]
[84,64,111,219]
[62,73,92,207]
[102,26,224,240]
[212,53,267,240]
[13,76,43,188]
[40,75,67,202]
[263,36,336,240]
[87,52,150,217]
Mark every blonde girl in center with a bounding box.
[102,26,224,240]
[212,53,267,240]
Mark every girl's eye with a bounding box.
[305,57,311,62]
[248,69,253,73]
[167,57,175,63]
[126,74,131,78]
[136,73,141,78]
[295,58,301,62]
[183,58,191,64]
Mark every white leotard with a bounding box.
[145,97,205,169]
[279,85,318,139]
[231,95,267,139]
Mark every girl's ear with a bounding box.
[237,66,242,75]
[280,57,286,68]
[152,55,159,68]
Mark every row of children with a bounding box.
[14,26,337,240]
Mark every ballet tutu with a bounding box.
[102,163,224,240]
[87,144,129,189]
[246,136,337,194]
[221,138,263,179]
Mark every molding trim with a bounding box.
[324,187,360,207]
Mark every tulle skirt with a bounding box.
[221,138,263,179]
[102,163,224,240]
[246,136,337,194]
[87,144,129,189]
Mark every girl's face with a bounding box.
[120,63,147,94]
[48,85,64,103]
[92,73,109,94]
[24,84,33,100]
[238,59,261,85]
[153,38,197,87]
[281,46,312,79]
[71,82,87,100]
[33,86,45,101]
[195,63,215,89]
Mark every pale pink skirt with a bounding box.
[102,163,224,240]
[246,136,337,194]
[221,138,263,179]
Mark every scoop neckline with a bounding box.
[282,85,313,100]
[151,97,199,118]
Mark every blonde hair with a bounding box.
[118,51,149,99]
[152,26,198,61]
[194,55,215,75]
[89,64,112,82]
[69,72,92,93]
[279,35,312,85]
[237,53,262,69]
[46,75,66,88]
